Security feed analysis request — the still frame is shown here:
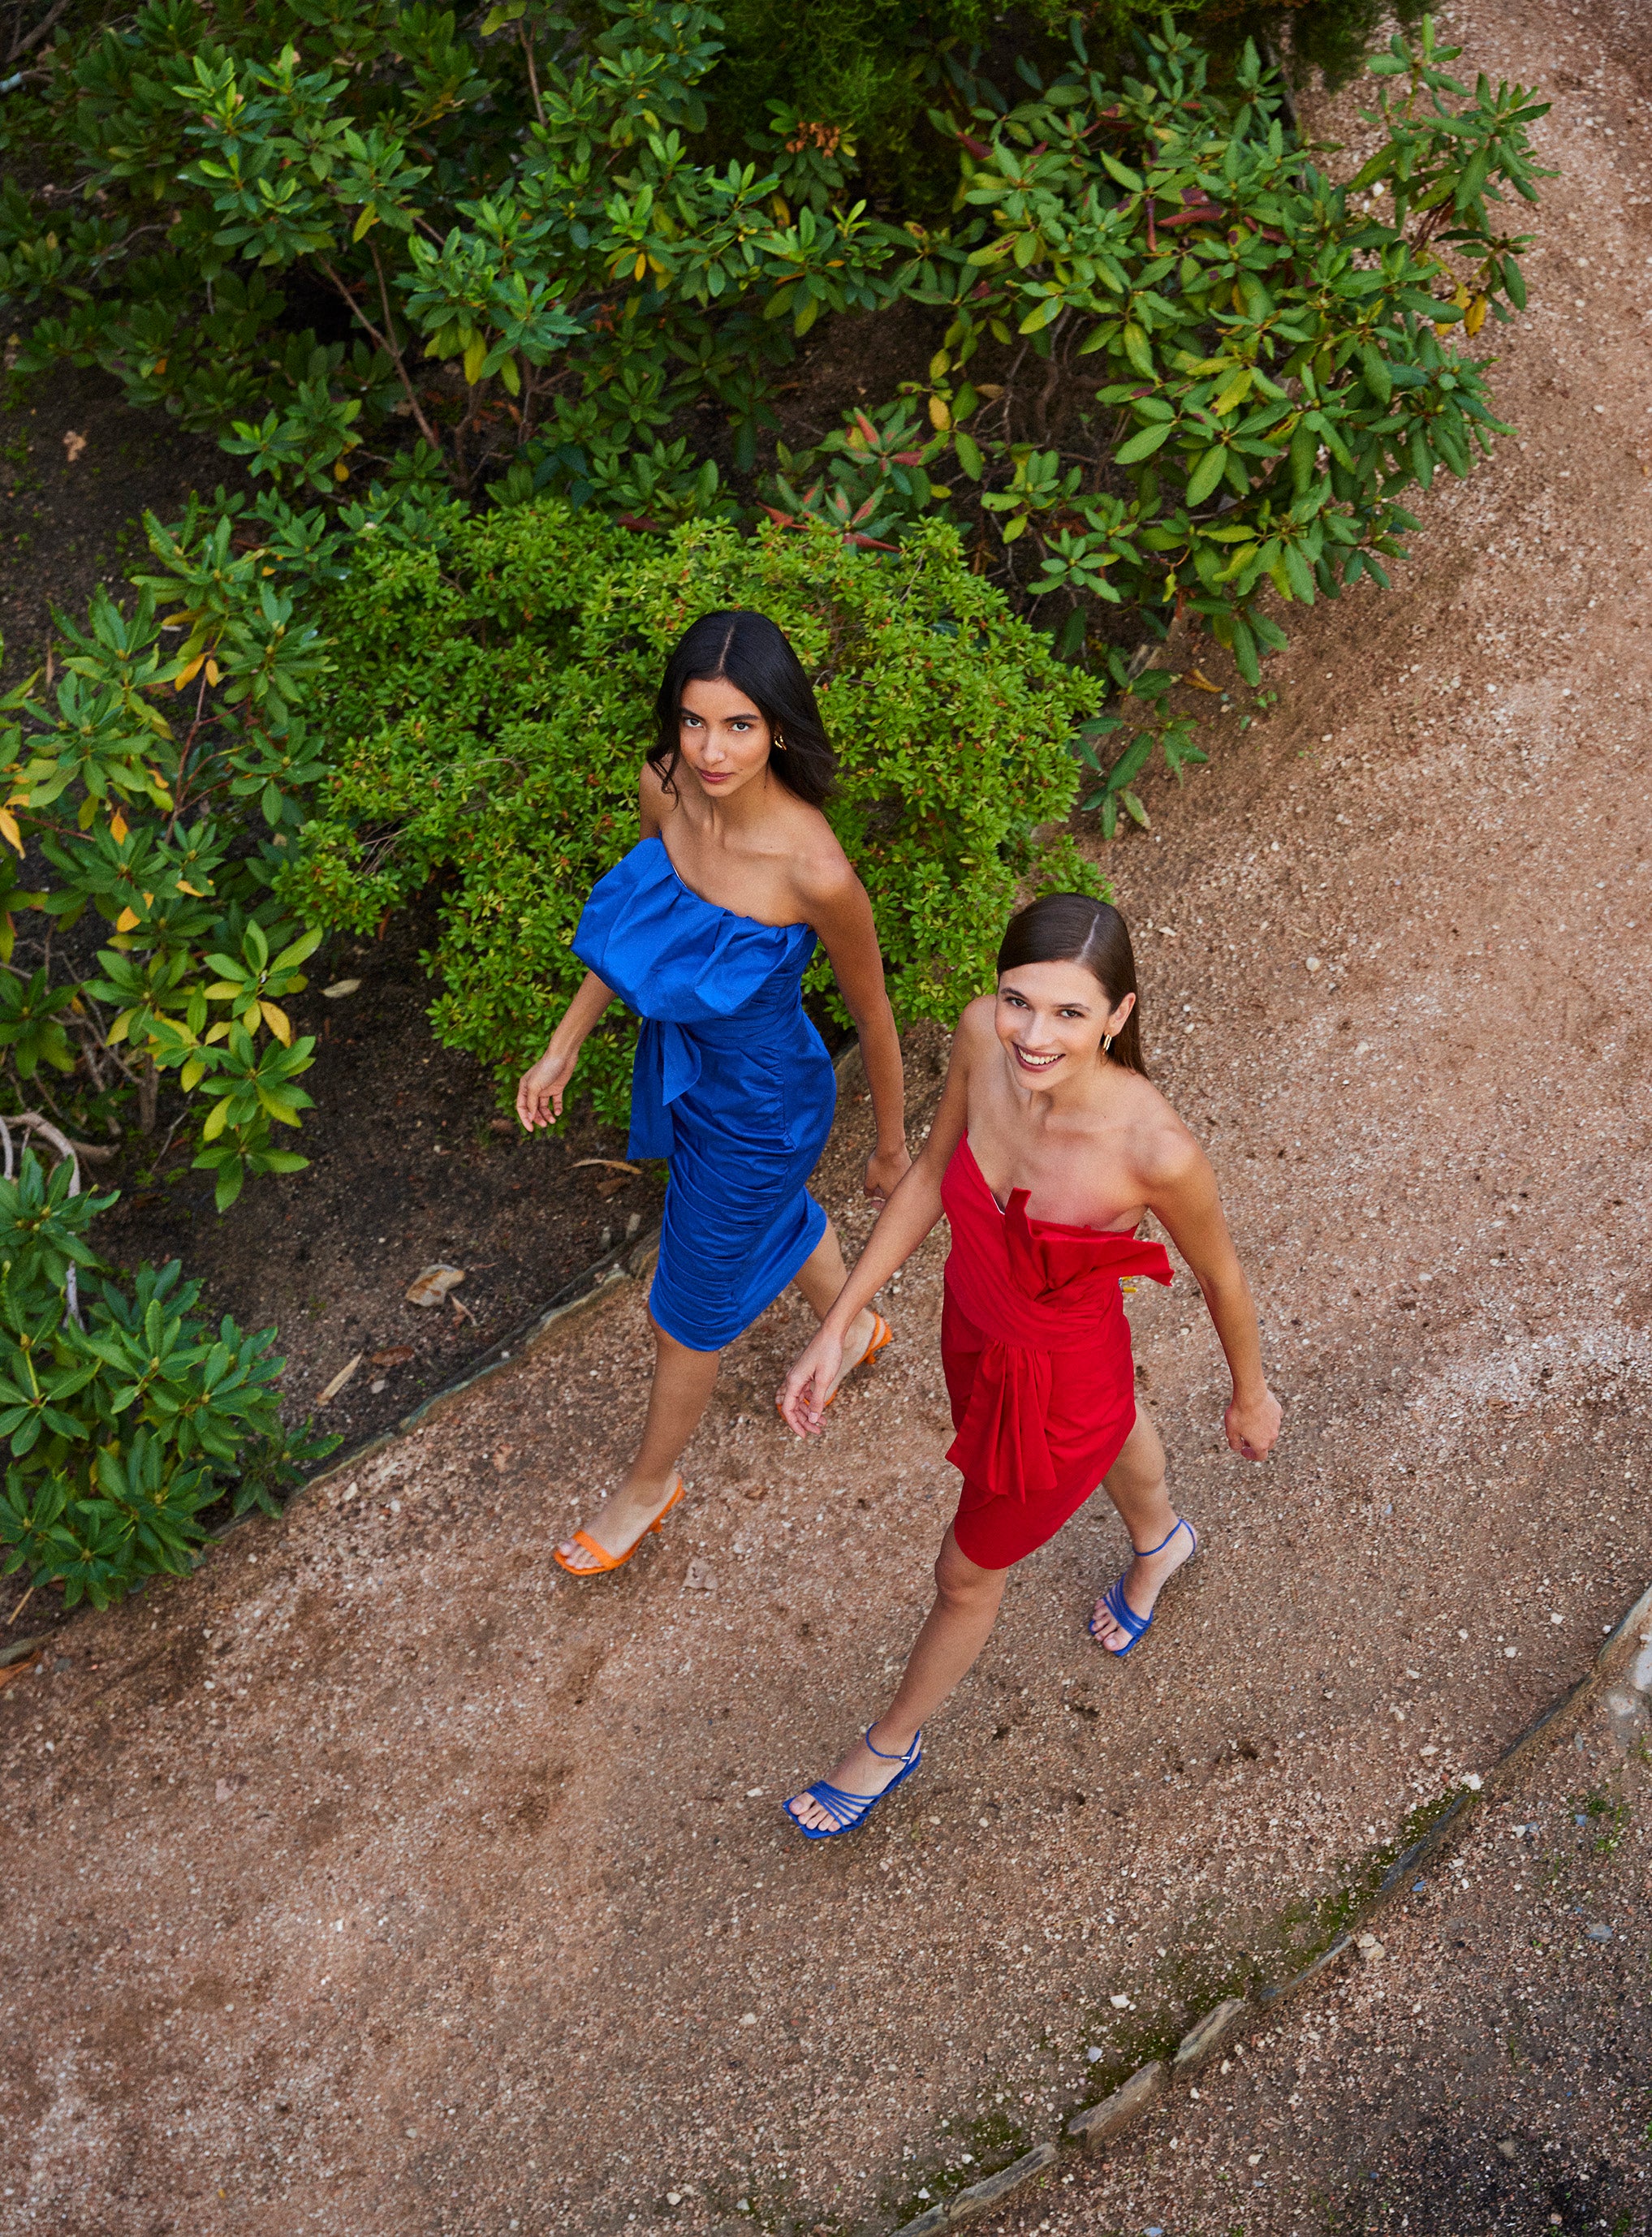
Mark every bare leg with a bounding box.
[1089,1403,1194,1651]
[554,1316,720,1571]
[786,1529,1007,1830]
[791,1222,879,1399]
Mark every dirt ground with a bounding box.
[4,0,1652,2231]
[981,1658,1652,2237]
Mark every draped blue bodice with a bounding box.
[572,835,822,1161]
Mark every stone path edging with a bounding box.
[885,1575,1652,2236]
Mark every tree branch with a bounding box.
[317,252,444,457]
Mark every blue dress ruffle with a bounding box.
[572,835,835,1351]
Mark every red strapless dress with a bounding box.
[940,1134,1173,1568]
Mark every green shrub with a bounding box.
[284,506,1103,1121]
[0,1143,333,1610]
[0,0,912,505]
[770,15,1548,816]
[0,494,356,1203]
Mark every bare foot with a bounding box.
[555,1472,683,1573]
[1089,1516,1197,1653]
[784,1725,918,1834]
[820,1306,884,1405]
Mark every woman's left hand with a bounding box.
[864,1144,912,1205]
[1225,1385,1283,1462]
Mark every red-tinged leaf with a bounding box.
[844,533,899,550]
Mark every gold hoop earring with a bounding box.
[774,732,786,750]
[1102,1032,1115,1054]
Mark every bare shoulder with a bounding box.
[953,991,1000,1063]
[1115,1071,1210,1192]
[639,758,675,832]
[786,804,862,910]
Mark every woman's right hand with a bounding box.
[516,1044,578,1131]
[778,1325,847,1437]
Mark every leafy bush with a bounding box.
[283,505,1103,1119]
[0,0,911,506]
[0,494,359,1202]
[771,15,1548,808]
[0,1140,332,1610]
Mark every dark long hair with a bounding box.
[648,610,836,807]
[995,892,1147,1076]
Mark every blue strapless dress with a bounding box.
[572,836,835,1351]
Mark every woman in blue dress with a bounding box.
[515,610,911,1575]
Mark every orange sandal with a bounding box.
[776,1313,894,1424]
[553,1476,685,1576]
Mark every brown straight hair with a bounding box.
[995,892,1148,1076]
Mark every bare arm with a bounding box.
[1145,1142,1281,1462]
[515,969,615,1131]
[778,1011,976,1433]
[801,859,909,1202]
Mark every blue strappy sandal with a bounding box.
[1089,1518,1198,1658]
[783,1728,923,1841]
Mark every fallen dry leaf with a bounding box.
[316,1351,363,1406]
[489,1116,515,1134]
[63,429,87,463]
[0,1653,40,1691]
[683,1558,717,1593]
[1184,666,1223,693]
[370,1345,415,1368]
[490,1446,515,1472]
[321,977,361,999]
[406,1264,465,1307]
[595,1173,631,1198]
[572,1157,641,1175]
[449,1293,477,1325]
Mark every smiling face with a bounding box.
[994,959,1137,1091]
[675,675,775,800]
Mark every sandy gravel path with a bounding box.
[3,2,1650,2232]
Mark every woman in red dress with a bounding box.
[775,893,1281,1838]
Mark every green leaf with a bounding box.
[1184,447,1227,506]
[1115,422,1175,465]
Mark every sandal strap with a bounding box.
[1130,1515,1193,1559]
[793,1779,878,1829]
[1099,1575,1153,1641]
[864,1726,920,1763]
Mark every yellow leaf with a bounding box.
[259,1001,293,1046]
[205,657,222,686]
[463,335,486,384]
[115,904,140,932]
[110,808,129,843]
[205,1021,231,1045]
[175,652,206,692]
[352,203,378,244]
[633,251,647,279]
[334,459,351,482]
[107,1011,133,1047]
[0,808,21,858]
[1184,668,1223,693]
[181,1057,206,1091]
[928,394,951,432]
[1464,293,1488,337]
[175,880,206,897]
[201,1096,232,1143]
